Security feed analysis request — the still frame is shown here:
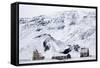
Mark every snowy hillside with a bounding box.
[19,10,96,64]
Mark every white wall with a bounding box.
[0,0,99,68]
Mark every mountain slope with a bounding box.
[19,10,96,62]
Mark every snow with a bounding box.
[19,6,96,64]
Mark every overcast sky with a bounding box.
[19,4,96,18]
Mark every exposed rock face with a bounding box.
[80,48,89,57]
[32,49,44,60]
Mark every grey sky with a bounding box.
[19,4,95,18]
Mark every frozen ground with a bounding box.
[19,57,96,64]
[19,9,96,64]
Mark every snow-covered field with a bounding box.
[19,5,96,64]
